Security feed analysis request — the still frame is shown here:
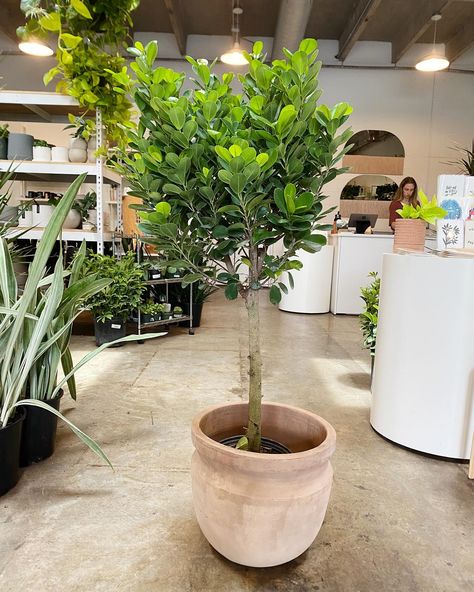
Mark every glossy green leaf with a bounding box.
[39,12,61,31]
[224,283,238,300]
[269,285,281,305]
[71,0,92,19]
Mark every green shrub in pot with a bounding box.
[82,251,146,326]
[360,271,380,358]
[0,174,162,489]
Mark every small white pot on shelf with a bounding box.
[51,146,69,162]
[32,204,54,227]
[63,208,82,229]
[32,146,51,161]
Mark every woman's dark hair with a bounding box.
[392,176,418,206]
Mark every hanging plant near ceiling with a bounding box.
[18,0,140,149]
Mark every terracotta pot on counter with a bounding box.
[393,219,426,252]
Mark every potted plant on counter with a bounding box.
[82,251,146,346]
[115,38,352,567]
[394,190,447,252]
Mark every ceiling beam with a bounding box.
[391,0,454,64]
[445,20,474,62]
[163,0,186,56]
[336,0,383,61]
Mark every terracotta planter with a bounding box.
[393,219,426,252]
[191,402,336,567]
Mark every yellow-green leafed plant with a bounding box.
[397,190,447,224]
[0,173,163,467]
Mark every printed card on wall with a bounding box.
[437,175,466,201]
[437,219,464,250]
[464,221,474,248]
[437,175,465,220]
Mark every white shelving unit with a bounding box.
[0,90,122,253]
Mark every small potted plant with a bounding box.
[0,124,9,159]
[82,251,146,346]
[140,301,163,323]
[161,303,172,320]
[165,265,186,278]
[394,190,447,251]
[360,272,380,382]
[32,139,52,161]
[75,191,97,230]
[172,305,183,318]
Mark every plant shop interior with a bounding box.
[0,1,473,590]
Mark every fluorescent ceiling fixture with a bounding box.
[415,54,449,72]
[221,42,247,66]
[415,14,449,72]
[18,40,54,57]
[220,0,247,67]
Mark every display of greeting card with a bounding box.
[437,219,464,249]
[464,221,474,248]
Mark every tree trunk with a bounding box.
[245,287,262,452]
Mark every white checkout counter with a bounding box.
[329,232,394,314]
[371,253,474,459]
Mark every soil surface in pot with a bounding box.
[220,435,291,454]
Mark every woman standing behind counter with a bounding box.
[389,177,418,231]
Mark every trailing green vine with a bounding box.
[19,0,139,148]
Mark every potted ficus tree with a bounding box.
[114,38,353,567]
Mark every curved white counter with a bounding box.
[279,246,334,314]
[370,253,474,459]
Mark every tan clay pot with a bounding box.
[191,402,336,567]
[393,218,426,252]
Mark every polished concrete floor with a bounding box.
[1,290,473,591]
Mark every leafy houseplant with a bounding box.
[0,173,161,494]
[114,38,352,566]
[394,190,447,252]
[360,272,380,381]
[75,190,97,224]
[20,0,139,149]
[445,141,474,175]
[82,251,146,345]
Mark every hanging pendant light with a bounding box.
[18,38,54,57]
[220,0,247,66]
[415,14,449,72]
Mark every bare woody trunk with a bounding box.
[245,287,262,452]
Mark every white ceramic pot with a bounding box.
[32,204,54,227]
[191,402,336,567]
[68,148,87,163]
[51,147,69,162]
[33,146,51,161]
[63,208,82,229]
[69,137,87,150]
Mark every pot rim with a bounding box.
[192,401,336,465]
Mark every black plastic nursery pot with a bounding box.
[0,408,26,497]
[182,302,203,328]
[94,317,127,347]
[20,390,63,467]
